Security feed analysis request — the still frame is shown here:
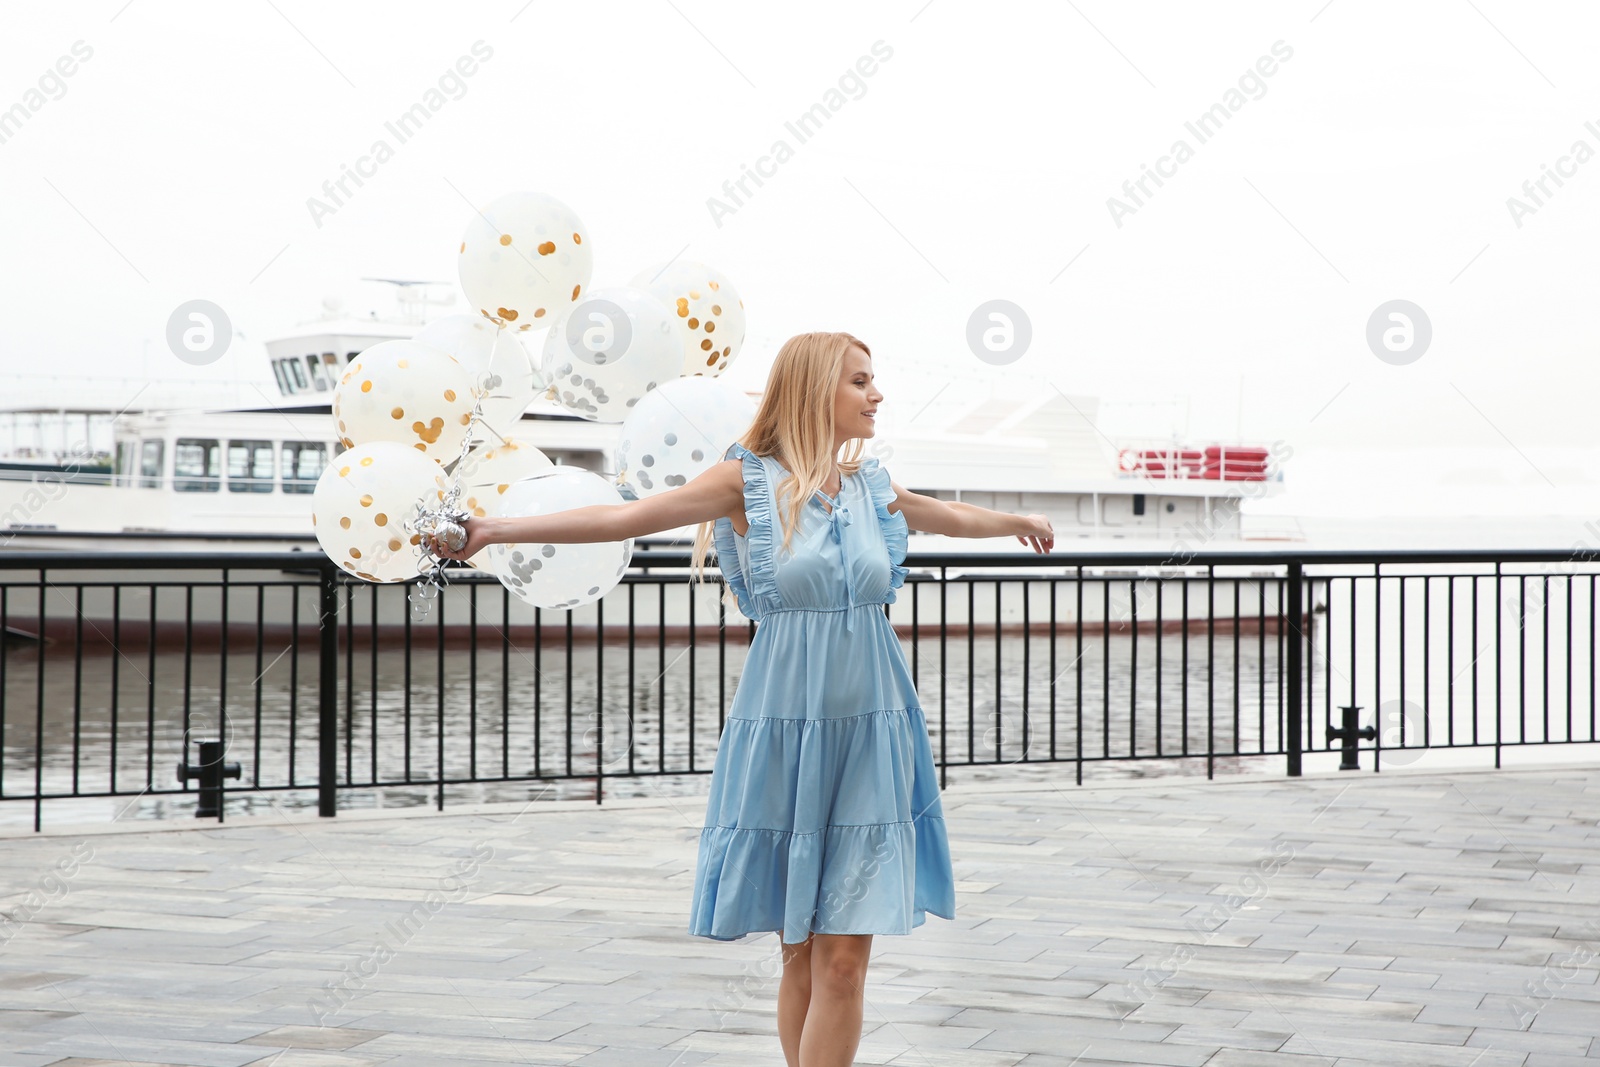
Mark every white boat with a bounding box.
[0,284,1295,637]
[1,286,1288,554]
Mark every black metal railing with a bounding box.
[1,547,1595,830]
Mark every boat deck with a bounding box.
[0,764,1595,1066]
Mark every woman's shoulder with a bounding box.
[851,454,890,490]
[721,441,780,474]
[714,443,773,495]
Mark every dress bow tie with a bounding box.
[816,488,859,632]
[823,500,852,541]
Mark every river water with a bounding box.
[3,625,1309,828]
[4,559,1596,829]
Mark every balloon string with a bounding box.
[403,374,492,621]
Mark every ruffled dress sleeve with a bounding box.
[856,456,909,602]
[712,441,782,620]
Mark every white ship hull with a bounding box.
[2,293,1293,637]
[1,558,1302,652]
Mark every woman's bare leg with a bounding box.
[799,932,873,1066]
[777,932,815,1067]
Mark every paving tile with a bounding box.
[0,766,1594,1066]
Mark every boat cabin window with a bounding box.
[228,439,275,494]
[271,361,290,395]
[287,359,308,392]
[321,352,339,381]
[281,441,327,494]
[174,437,221,492]
[138,439,164,489]
[305,354,329,391]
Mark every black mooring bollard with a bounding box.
[1325,704,1376,771]
[176,740,242,819]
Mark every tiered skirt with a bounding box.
[688,606,956,944]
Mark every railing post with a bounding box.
[318,564,339,818]
[1286,561,1303,777]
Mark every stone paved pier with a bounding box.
[0,765,1596,1066]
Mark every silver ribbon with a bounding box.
[402,378,492,621]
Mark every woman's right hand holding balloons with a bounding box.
[425,515,499,562]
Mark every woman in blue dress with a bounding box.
[430,331,1054,1067]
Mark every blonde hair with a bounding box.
[689,331,872,599]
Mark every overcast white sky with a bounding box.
[2,0,1596,520]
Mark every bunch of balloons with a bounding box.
[313,190,758,612]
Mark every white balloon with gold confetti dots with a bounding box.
[456,435,557,516]
[628,260,747,377]
[538,286,684,423]
[333,339,478,463]
[458,190,593,332]
[488,468,633,611]
[450,435,556,570]
[312,441,448,583]
[413,314,542,440]
[617,377,757,499]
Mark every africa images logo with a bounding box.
[1107,40,1294,228]
[0,40,93,148]
[306,41,495,229]
[706,40,895,228]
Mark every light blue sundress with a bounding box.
[688,441,956,943]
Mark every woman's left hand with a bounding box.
[1016,513,1054,554]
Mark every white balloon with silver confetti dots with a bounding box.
[617,376,758,499]
[488,468,632,611]
[538,286,683,423]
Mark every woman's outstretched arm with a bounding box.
[888,479,1055,554]
[425,459,744,559]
